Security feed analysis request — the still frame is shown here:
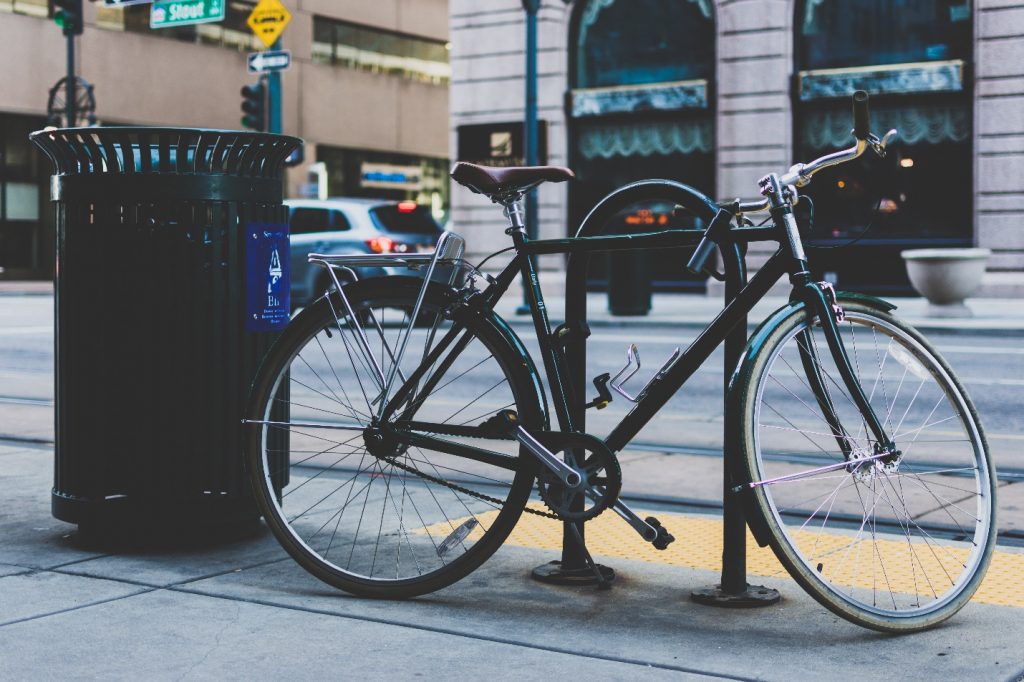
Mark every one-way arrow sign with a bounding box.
[248,50,291,74]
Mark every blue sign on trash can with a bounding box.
[246,223,290,331]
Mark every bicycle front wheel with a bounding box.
[736,301,996,632]
[246,277,543,598]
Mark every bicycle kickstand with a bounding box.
[565,521,612,591]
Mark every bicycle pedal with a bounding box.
[585,373,612,410]
[644,516,675,551]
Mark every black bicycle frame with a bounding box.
[382,215,895,465]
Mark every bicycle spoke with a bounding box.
[250,280,532,594]
[745,308,994,627]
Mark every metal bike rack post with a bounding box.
[690,241,780,607]
[535,187,778,604]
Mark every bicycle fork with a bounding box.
[797,280,899,461]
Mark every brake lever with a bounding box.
[870,129,899,158]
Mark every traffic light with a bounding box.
[52,0,83,36]
[240,80,266,132]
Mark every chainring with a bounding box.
[535,435,622,522]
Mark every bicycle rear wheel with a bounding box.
[246,277,543,598]
[736,301,996,632]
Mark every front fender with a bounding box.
[725,291,897,546]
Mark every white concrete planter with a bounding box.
[901,248,991,318]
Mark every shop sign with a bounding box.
[457,121,548,167]
[360,163,423,190]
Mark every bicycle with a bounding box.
[244,92,996,633]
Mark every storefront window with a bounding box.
[800,0,971,70]
[576,0,713,88]
[311,17,450,85]
[570,0,715,292]
[793,0,973,294]
[316,146,450,225]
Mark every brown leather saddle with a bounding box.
[450,162,574,202]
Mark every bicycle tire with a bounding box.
[735,300,997,632]
[246,276,544,598]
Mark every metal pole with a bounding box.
[66,33,76,128]
[721,243,748,594]
[516,0,540,314]
[691,242,780,607]
[267,39,283,134]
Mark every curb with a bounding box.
[499,314,1024,337]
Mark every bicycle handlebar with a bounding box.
[852,90,871,140]
[686,91,884,275]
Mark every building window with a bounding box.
[576,0,713,89]
[0,114,49,277]
[800,0,971,70]
[0,0,48,18]
[94,1,261,51]
[311,17,450,85]
[315,146,450,225]
[570,0,715,292]
[793,0,973,294]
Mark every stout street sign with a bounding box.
[150,0,225,28]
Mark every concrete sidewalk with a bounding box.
[2,441,1023,680]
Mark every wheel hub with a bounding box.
[363,425,404,460]
[848,446,901,483]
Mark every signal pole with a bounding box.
[66,29,76,127]
[267,38,282,134]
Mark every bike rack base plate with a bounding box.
[531,560,615,586]
[690,583,781,608]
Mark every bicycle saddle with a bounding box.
[450,162,574,201]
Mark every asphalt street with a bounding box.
[2,292,1022,532]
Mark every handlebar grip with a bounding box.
[686,235,718,276]
[852,90,870,140]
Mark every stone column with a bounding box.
[976,0,1024,296]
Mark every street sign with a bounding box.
[247,0,291,48]
[104,0,154,7]
[248,49,291,74]
[150,0,225,28]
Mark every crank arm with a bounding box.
[610,499,658,543]
[513,425,583,489]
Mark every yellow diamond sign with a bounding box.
[247,0,291,49]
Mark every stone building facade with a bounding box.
[449,0,1024,297]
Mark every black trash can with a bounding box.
[607,250,652,316]
[31,127,301,533]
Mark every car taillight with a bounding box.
[397,201,417,213]
[367,236,395,253]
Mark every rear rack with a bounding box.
[306,231,471,416]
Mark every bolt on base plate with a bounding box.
[531,560,615,586]
[690,583,781,608]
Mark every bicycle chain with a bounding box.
[382,424,561,520]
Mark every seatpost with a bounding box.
[504,197,528,235]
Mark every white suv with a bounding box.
[285,197,443,308]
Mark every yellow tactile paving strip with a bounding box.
[420,507,1024,608]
